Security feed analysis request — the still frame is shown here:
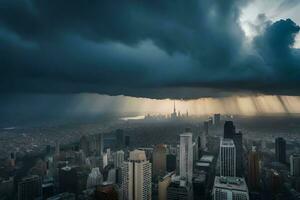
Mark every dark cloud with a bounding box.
[0,0,300,99]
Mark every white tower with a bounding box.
[122,149,152,200]
[180,132,193,183]
[113,150,125,168]
[220,138,236,177]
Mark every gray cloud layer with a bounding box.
[0,0,300,99]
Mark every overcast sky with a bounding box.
[1,0,300,120]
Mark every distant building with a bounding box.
[203,121,209,135]
[220,138,236,177]
[180,132,193,183]
[122,149,152,200]
[224,121,235,139]
[275,137,286,163]
[212,176,249,200]
[171,101,177,120]
[113,150,125,169]
[166,154,176,172]
[86,168,103,188]
[167,176,193,200]
[18,175,42,200]
[248,146,260,190]
[59,166,89,195]
[214,114,221,125]
[290,154,300,177]
[153,144,167,178]
[89,134,103,156]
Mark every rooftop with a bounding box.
[200,155,214,163]
[220,138,235,147]
[214,176,248,192]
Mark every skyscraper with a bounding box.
[214,114,221,125]
[248,146,260,190]
[213,176,249,200]
[180,132,193,183]
[122,149,152,200]
[89,133,103,156]
[153,144,167,178]
[224,121,235,139]
[18,175,42,200]
[290,154,300,177]
[113,150,125,169]
[234,131,243,176]
[275,137,286,163]
[220,138,236,177]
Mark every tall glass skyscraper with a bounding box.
[180,132,193,183]
[220,138,236,177]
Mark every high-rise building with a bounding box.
[158,172,173,200]
[113,150,125,169]
[196,136,202,160]
[166,154,176,172]
[275,137,286,163]
[224,121,235,139]
[248,146,260,190]
[153,144,167,178]
[18,175,42,200]
[59,166,81,194]
[220,138,236,177]
[122,149,152,200]
[180,132,193,183]
[234,131,243,176]
[86,168,103,188]
[214,114,221,125]
[89,134,103,156]
[290,154,300,177]
[167,176,193,200]
[212,176,249,200]
[201,131,207,151]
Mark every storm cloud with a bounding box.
[0,0,300,99]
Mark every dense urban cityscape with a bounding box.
[0,104,300,200]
